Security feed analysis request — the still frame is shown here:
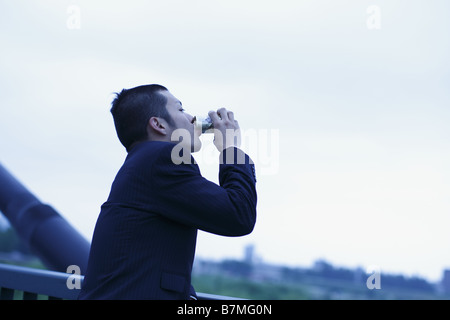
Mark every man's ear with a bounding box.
[147,117,168,136]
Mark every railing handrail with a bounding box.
[0,263,243,300]
[0,263,82,299]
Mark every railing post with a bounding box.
[0,163,90,274]
[0,287,15,300]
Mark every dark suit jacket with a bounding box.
[78,141,257,300]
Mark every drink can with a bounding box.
[194,116,214,133]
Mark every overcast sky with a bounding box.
[1,0,450,282]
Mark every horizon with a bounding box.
[0,217,445,285]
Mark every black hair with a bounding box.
[110,84,174,152]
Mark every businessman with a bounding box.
[78,84,257,300]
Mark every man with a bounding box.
[78,84,257,300]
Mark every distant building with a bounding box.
[244,244,255,265]
[441,269,450,294]
[251,262,283,282]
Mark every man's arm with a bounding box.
[150,144,257,236]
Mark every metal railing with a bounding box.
[0,263,243,300]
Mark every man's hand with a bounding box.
[208,108,241,152]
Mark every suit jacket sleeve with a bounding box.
[150,145,257,236]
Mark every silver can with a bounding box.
[194,116,214,133]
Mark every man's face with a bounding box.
[160,90,202,152]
